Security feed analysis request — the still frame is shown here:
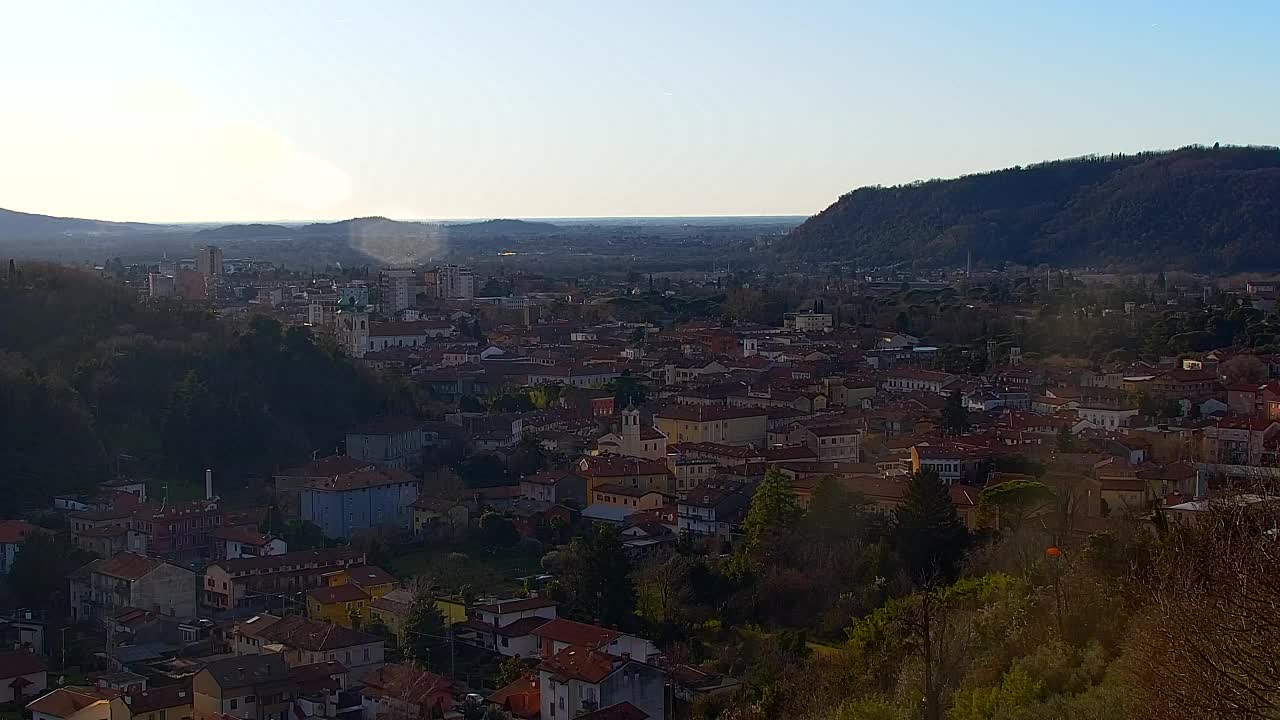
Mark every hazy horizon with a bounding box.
[4,2,1278,223]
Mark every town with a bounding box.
[3,244,1279,720]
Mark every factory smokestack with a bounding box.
[205,469,213,500]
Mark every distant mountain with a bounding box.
[784,145,1280,272]
[0,207,161,236]
[194,216,560,241]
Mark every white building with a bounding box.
[379,269,416,313]
[437,265,476,299]
[784,311,833,332]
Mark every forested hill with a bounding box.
[784,145,1280,272]
[0,263,406,509]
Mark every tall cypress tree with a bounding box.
[895,468,970,585]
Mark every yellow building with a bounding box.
[307,565,398,628]
[367,588,467,641]
[306,583,370,627]
[655,405,768,447]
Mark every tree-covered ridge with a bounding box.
[785,145,1280,271]
[0,263,400,507]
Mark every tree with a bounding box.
[494,655,527,688]
[7,531,95,610]
[554,524,636,628]
[1055,425,1074,453]
[1130,501,1280,719]
[403,580,450,669]
[942,391,969,436]
[895,469,970,585]
[610,375,647,408]
[1221,354,1267,385]
[479,511,519,548]
[978,479,1055,536]
[737,467,802,569]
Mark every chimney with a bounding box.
[205,469,213,500]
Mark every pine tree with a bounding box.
[403,581,449,669]
[942,390,969,436]
[895,469,970,586]
[737,466,803,568]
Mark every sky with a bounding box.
[1,1,1277,223]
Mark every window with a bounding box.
[364,647,370,661]
[230,700,238,710]
[245,696,256,704]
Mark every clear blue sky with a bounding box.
[2,1,1276,222]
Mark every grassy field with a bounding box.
[388,540,544,597]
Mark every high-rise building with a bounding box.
[379,269,416,313]
[437,264,476,299]
[195,245,224,277]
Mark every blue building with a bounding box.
[300,468,419,539]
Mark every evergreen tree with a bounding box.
[942,390,970,436]
[556,524,636,628]
[1055,425,1074,452]
[403,581,449,669]
[895,469,970,585]
[737,466,803,568]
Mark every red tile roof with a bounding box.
[0,651,45,679]
[305,467,418,492]
[85,552,164,581]
[347,566,398,589]
[655,405,767,422]
[487,673,540,719]
[537,645,619,683]
[530,619,619,649]
[0,520,37,545]
[307,584,369,605]
[276,455,374,478]
[26,686,120,717]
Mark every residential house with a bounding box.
[410,497,470,538]
[300,468,419,540]
[359,664,456,720]
[519,471,589,506]
[0,520,38,575]
[538,646,667,720]
[676,487,748,540]
[127,500,224,564]
[1075,401,1140,431]
[578,456,675,497]
[306,566,397,628]
[1202,416,1280,466]
[346,418,425,470]
[209,528,286,561]
[305,585,370,629]
[881,369,956,395]
[487,674,541,720]
[531,619,658,662]
[231,614,385,672]
[791,423,862,462]
[589,485,668,511]
[69,553,198,625]
[0,650,46,705]
[125,685,194,720]
[201,548,365,612]
[26,686,129,720]
[192,654,294,720]
[69,509,134,558]
[273,456,375,517]
[453,597,558,657]
[654,406,768,447]
[909,444,993,486]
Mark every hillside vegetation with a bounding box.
[785,145,1280,272]
[0,263,405,508]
